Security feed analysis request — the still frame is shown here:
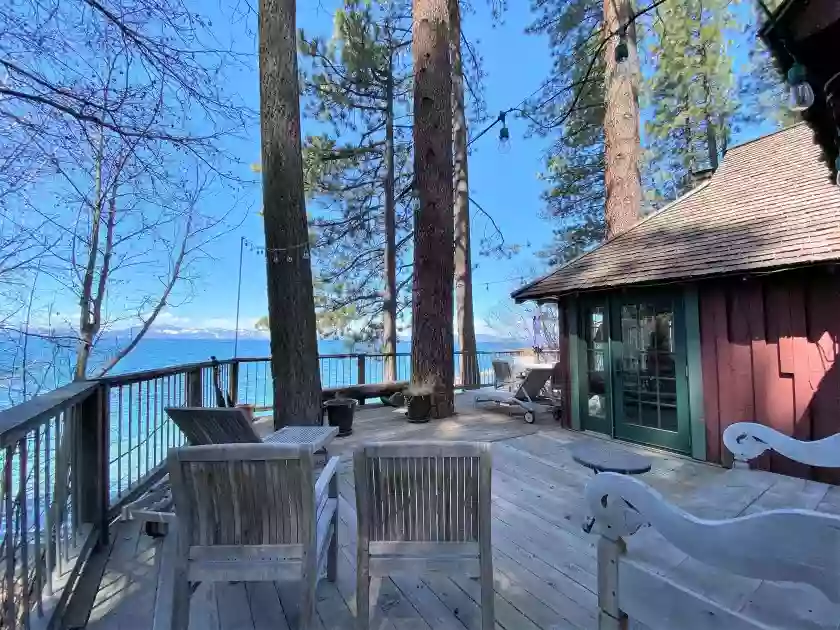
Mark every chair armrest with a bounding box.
[723,422,840,468]
[315,456,340,504]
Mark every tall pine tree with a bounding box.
[299,0,414,378]
[526,0,607,265]
[259,0,323,427]
[644,0,736,201]
[411,0,455,418]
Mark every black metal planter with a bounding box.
[324,398,357,436]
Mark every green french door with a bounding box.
[579,300,612,436]
[577,293,691,453]
[610,295,690,453]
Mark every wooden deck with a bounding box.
[80,392,729,630]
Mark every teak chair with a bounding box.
[164,443,339,630]
[164,406,261,445]
[353,441,494,630]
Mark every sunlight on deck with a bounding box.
[83,392,727,630]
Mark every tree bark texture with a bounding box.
[411,0,455,418]
[259,0,323,428]
[603,0,642,239]
[449,0,478,388]
[383,53,398,383]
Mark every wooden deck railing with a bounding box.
[0,348,545,628]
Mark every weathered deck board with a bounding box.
[76,393,728,630]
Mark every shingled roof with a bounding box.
[513,123,840,302]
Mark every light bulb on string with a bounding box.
[497,111,511,154]
[787,64,815,112]
[615,29,629,63]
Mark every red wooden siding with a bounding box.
[699,269,840,482]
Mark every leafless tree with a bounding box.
[0,0,254,382]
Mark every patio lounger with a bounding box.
[121,407,324,533]
[474,364,558,424]
[491,359,517,390]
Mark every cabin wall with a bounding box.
[699,268,840,482]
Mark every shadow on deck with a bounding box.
[80,393,726,630]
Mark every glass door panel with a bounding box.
[581,303,611,435]
[612,296,689,452]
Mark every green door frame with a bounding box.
[576,295,613,437]
[609,291,691,453]
[566,288,699,456]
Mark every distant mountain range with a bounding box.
[19,324,522,346]
[144,326,520,346]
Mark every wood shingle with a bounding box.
[513,124,840,302]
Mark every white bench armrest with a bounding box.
[723,422,840,468]
[585,472,840,604]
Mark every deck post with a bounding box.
[228,361,240,406]
[597,536,627,629]
[357,355,366,405]
[78,384,110,547]
[186,367,203,407]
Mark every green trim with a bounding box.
[567,300,582,431]
[578,296,611,436]
[684,285,707,460]
[609,292,691,454]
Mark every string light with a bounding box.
[243,237,311,263]
[497,111,511,153]
[615,28,629,63]
[787,63,814,112]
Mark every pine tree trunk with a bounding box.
[449,0,478,388]
[383,53,398,383]
[603,0,642,239]
[411,0,454,418]
[259,0,323,428]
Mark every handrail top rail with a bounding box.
[0,348,537,444]
[0,380,100,447]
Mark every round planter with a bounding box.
[405,394,432,423]
[324,398,357,437]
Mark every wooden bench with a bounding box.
[322,380,408,405]
[586,423,840,629]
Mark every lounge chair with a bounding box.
[353,441,494,630]
[162,443,339,630]
[491,359,517,390]
[474,364,559,423]
[164,406,261,444]
[121,408,327,533]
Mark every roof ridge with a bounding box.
[724,121,809,155]
[512,181,712,299]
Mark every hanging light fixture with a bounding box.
[615,29,629,63]
[787,63,815,111]
[497,111,511,153]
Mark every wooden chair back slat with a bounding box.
[355,442,488,543]
[165,407,260,445]
[168,444,313,548]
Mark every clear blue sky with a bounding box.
[156,1,773,337]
